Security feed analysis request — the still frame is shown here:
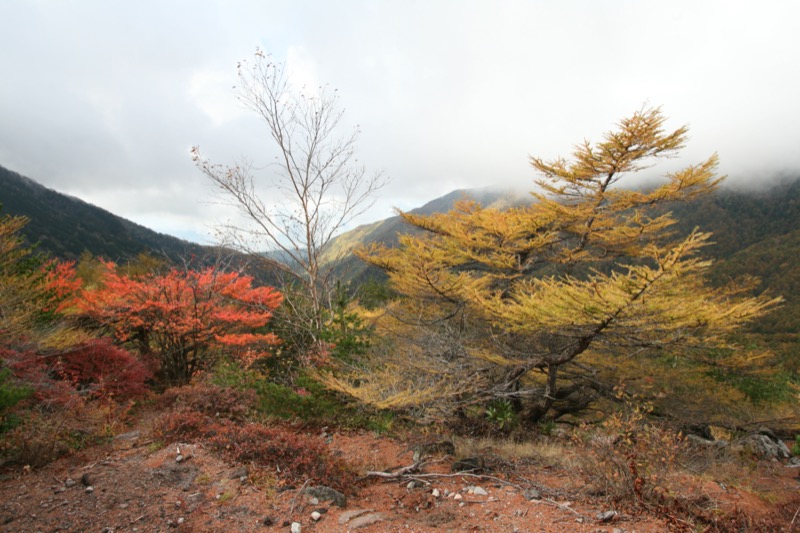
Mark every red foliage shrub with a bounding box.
[153,409,355,491]
[157,383,256,422]
[1,348,80,408]
[152,408,215,442]
[208,422,355,491]
[58,339,152,400]
[1,339,151,407]
[68,262,283,385]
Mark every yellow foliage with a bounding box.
[348,107,783,424]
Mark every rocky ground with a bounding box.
[1,415,798,533]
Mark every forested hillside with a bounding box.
[0,165,211,263]
[2,112,800,531]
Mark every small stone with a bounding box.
[177,517,185,525]
[175,454,184,463]
[338,509,374,525]
[290,522,302,533]
[431,488,440,498]
[597,510,618,523]
[453,493,463,501]
[84,486,94,494]
[348,512,386,529]
[523,488,541,500]
[311,511,322,521]
[303,486,346,508]
[472,486,488,496]
[64,478,76,488]
[406,480,421,490]
[230,466,248,479]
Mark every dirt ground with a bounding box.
[1,416,798,533]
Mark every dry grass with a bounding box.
[452,435,577,470]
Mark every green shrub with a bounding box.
[0,367,31,433]
[485,399,515,430]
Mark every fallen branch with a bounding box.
[362,460,427,480]
[46,500,69,512]
[289,479,311,516]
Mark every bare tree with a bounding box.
[192,49,387,345]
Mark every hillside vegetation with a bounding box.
[1,109,799,530]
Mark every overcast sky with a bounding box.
[1,1,799,243]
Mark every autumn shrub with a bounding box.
[153,410,356,491]
[152,408,213,442]
[0,399,130,467]
[1,348,80,408]
[208,422,356,491]
[65,262,282,386]
[1,409,76,466]
[157,382,257,422]
[58,339,152,400]
[577,396,689,506]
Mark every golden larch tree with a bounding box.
[321,107,781,423]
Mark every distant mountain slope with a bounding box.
[326,187,532,280]
[0,165,211,263]
[330,177,800,280]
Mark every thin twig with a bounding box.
[791,503,800,525]
[289,479,311,516]
[363,460,427,479]
[539,498,590,521]
[46,500,69,512]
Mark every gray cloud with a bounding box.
[1,0,799,243]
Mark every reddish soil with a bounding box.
[0,417,798,532]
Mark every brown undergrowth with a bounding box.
[151,383,357,493]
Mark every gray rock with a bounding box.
[786,456,800,468]
[471,486,488,496]
[114,430,141,441]
[338,509,373,525]
[348,512,386,529]
[739,434,791,460]
[303,485,347,508]
[290,522,301,533]
[597,510,617,522]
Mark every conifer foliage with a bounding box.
[334,107,781,423]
